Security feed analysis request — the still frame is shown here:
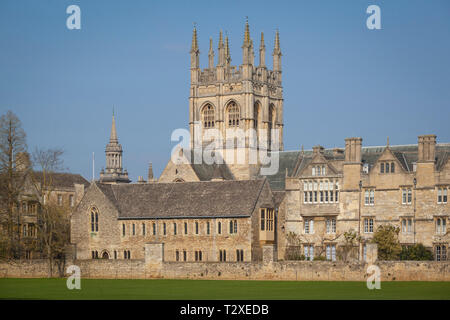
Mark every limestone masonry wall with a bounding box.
[1,259,448,281]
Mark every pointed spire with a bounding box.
[190,24,199,53]
[110,112,118,143]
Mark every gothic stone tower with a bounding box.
[188,21,284,179]
[99,114,131,184]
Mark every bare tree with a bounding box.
[0,110,28,260]
[29,147,69,277]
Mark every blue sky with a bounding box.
[1,0,449,181]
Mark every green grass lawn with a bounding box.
[0,278,449,300]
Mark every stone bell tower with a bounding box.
[188,20,284,179]
[99,113,130,184]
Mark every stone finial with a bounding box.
[259,32,266,67]
[273,29,281,54]
[225,35,231,65]
[218,30,224,48]
[208,37,214,69]
[243,18,251,47]
[260,31,265,48]
[218,30,225,67]
[387,136,390,147]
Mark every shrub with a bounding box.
[312,255,327,261]
[371,225,401,260]
[400,244,434,261]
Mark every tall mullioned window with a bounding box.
[229,220,238,234]
[435,245,447,261]
[304,245,314,261]
[304,180,339,204]
[260,209,274,231]
[401,218,413,234]
[226,101,240,127]
[326,218,336,234]
[364,189,375,206]
[202,104,215,128]
[304,219,314,234]
[435,217,447,235]
[402,188,412,205]
[364,218,374,233]
[91,208,99,232]
[437,187,448,204]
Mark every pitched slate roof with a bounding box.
[259,151,301,191]
[95,179,268,219]
[185,149,235,181]
[32,171,90,189]
[258,143,450,190]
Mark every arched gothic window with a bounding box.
[226,102,240,127]
[202,104,215,128]
[90,208,99,232]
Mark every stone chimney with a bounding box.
[333,148,344,157]
[137,176,146,184]
[313,145,324,154]
[418,134,436,163]
[344,137,362,163]
[147,162,155,183]
[343,137,363,190]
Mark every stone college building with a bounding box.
[71,22,449,263]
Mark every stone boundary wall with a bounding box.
[0,259,449,281]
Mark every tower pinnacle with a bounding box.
[190,25,199,53]
[100,113,130,184]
